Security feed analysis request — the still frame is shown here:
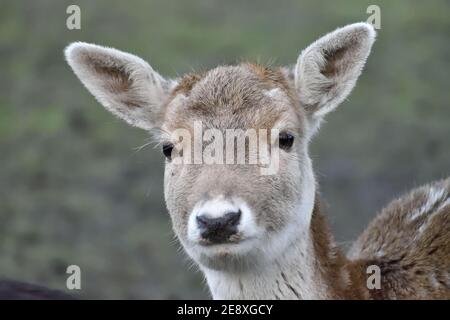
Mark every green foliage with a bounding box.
[0,0,449,298]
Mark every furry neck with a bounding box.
[202,197,367,299]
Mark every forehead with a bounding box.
[163,64,303,132]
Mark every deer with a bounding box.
[63,22,450,300]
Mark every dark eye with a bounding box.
[279,132,294,151]
[162,143,174,160]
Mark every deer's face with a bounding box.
[66,23,375,272]
[161,65,314,270]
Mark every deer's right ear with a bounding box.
[293,23,376,119]
[65,42,175,130]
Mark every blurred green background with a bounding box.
[0,0,449,299]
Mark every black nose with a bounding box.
[196,210,241,243]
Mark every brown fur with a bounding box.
[348,178,450,299]
[309,199,351,299]
[307,181,450,299]
[164,64,303,133]
[172,72,206,96]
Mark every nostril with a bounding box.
[224,210,241,227]
[196,215,209,229]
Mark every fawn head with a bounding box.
[66,23,375,272]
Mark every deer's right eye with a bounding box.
[279,132,294,151]
[162,143,174,160]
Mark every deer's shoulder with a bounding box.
[348,177,450,299]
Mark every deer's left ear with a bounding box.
[293,23,376,119]
[65,42,176,130]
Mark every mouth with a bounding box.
[191,235,258,258]
[196,233,245,247]
[188,236,261,271]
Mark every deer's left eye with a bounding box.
[162,143,174,160]
[279,132,294,151]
